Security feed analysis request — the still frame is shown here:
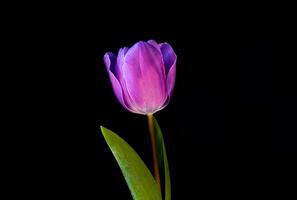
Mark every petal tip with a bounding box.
[103,52,117,73]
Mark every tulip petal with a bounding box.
[116,47,129,79]
[114,47,144,114]
[166,61,176,98]
[160,43,177,98]
[104,52,116,72]
[147,40,161,51]
[104,53,136,113]
[123,41,167,113]
[160,43,177,74]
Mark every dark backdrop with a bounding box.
[7,3,297,199]
[95,15,296,199]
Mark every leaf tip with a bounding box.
[100,125,108,138]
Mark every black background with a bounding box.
[95,12,297,199]
[5,3,296,199]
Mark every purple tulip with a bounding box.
[104,40,177,115]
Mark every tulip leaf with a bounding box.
[100,126,162,200]
[153,117,171,200]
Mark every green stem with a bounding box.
[147,113,161,189]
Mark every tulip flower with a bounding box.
[101,40,175,199]
[103,40,177,115]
